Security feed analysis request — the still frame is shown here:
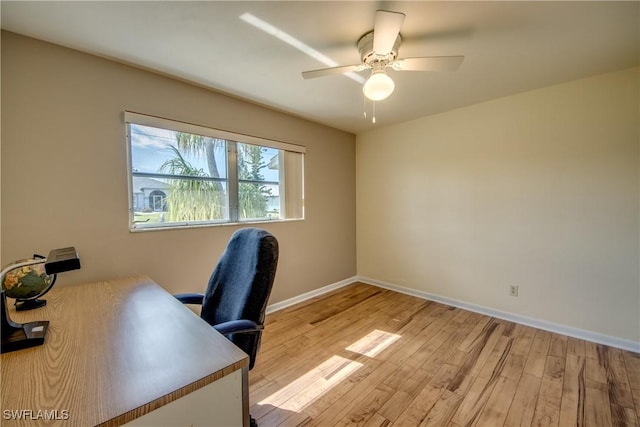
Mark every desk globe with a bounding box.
[1,258,56,310]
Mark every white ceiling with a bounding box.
[2,1,639,134]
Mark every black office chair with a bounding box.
[175,228,279,371]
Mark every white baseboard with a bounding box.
[356,276,640,354]
[266,276,357,314]
[265,275,639,353]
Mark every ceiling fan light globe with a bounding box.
[363,71,395,101]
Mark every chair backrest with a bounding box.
[200,228,278,369]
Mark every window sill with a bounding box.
[129,217,304,233]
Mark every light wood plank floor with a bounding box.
[249,283,640,427]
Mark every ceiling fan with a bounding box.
[301,10,465,102]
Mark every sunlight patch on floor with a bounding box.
[345,329,402,357]
[258,355,363,412]
[257,329,401,413]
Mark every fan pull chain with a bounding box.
[362,96,377,124]
[363,95,367,119]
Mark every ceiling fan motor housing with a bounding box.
[357,31,402,67]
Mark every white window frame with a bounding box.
[125,111,305,231]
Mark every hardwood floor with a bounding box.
[249,283,640,427]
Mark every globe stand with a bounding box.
[1,290,49,354]
[15,298,47,311]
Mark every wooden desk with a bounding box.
[1,276,249,426]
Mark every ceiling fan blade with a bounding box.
[392,56,465,72]
[301,64,364,79]
[373,10,406,55]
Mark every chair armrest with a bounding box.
[174,293,205,305]
[214,319,264,335]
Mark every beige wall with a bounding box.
[1,32,357,303]
[357,67,640,343]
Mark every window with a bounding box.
[149,190,167,212]
[125,112,304,230]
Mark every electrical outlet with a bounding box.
[510,285,519,297]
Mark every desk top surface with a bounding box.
[1,276,248,426]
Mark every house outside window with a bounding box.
[125,112,304,230]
